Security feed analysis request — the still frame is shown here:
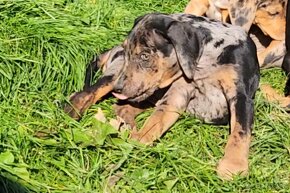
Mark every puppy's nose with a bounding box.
[114,83,123,93]
[114,74,126,93]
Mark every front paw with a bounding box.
[64,91,94,120]
[216,156,248,180]
[114,104,138,128]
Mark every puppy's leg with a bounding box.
[64,75,114,120]
[114,103,147,129]
[184,0,209,16]
[283,0,290,97]
[217,91,254,180]
[258,40,285,68]
[216,71,258,179]
[130,78,192,145]
[228,0,257,32]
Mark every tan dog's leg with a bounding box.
[130,104,181,144]
[130,78,192,144]
[260,84,290,108]
[217,120,251,180]
[184,0,209,16]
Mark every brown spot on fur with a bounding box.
[210,65,238,99]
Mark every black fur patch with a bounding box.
[214,39,225,48]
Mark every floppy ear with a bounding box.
[141,14,203,79]
[166,21,203,79]
[133,15,146,27]
[228,0,257,32]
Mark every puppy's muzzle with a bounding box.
[113,74,128,100]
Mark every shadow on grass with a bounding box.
[0,175,28,193]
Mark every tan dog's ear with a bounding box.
[228,0,257,32]
[166,21,203,79]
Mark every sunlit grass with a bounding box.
[0,0,289,192]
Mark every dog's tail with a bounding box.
[282,0,290,96]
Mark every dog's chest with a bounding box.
[186,79,228,124]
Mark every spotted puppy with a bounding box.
[112,13,260,180]
[185,0,286,68]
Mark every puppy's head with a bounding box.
[113,13,202,102]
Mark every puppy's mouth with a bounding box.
[112,87,156,102]
[112,92,128,100]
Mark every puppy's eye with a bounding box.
[140,53,150,61]
[259,2,268,9]
[269,11,280,16]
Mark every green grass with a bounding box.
[0,0,290,192]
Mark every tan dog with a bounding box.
[261,0,290,109]
[185,0,286,68]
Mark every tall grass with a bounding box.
[0,0,289,192]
